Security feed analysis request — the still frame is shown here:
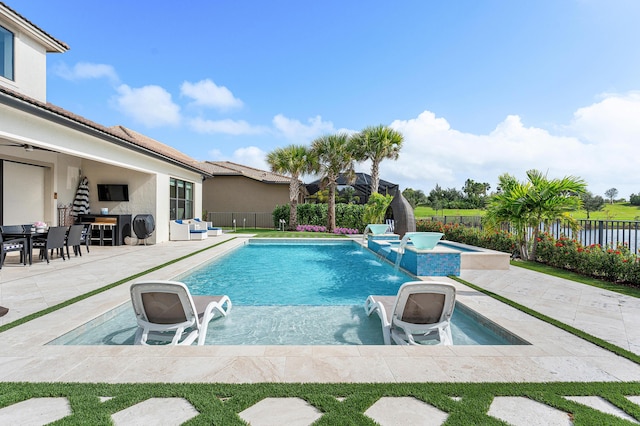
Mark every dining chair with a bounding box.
[32,226,69,263]
[0,232,28,269]
[79,223,91,253]
[65,224,84,258]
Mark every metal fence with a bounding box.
[207,212,275,229]
[425,216,640,254]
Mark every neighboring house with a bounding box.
[200,161,305,226]
[305,172,399,204]
[0,2,211,243]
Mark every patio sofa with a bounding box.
[193,218,223,236]
[169,219,208,241]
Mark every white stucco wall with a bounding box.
[0,103,204,243]
[0,21,48,102]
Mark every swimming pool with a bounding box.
[49,239,528,346]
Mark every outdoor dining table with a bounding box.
[1,229,48,265]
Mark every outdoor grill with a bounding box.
[132,214,155,244]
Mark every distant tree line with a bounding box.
[402,178,491,210]
[404,181,636,215]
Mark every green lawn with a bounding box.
[415,203,640,221]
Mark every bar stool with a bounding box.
[101,223,115,246]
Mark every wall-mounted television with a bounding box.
[97,184,129,201]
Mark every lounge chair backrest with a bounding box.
[393,282,456,326]
[402,292,446,324]
[141,292,189,324]
[131,281,198,327]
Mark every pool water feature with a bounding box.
[49,239,526,346]
[368,236,511,275]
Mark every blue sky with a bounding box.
[13,0,640,198]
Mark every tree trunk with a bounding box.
[327,181,336,232]
[288,177,300,230]
[370,161,380,195]
[528,226,540,261]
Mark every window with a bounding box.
[0,25,14,81]
[170,178,193,220]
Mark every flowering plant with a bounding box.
[333,227,359,235]
[33,221,47,228]
[296,224,327,233]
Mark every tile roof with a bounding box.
[109,126,208,173]
[0,86,211,175]
[0,2,69,51]
[200,161,293,184]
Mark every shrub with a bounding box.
[272,204,290,228]
[335,203,366,232]
[417,220,640,285]
[415,220,515,254]
[274,203,365,232]
[362,193,393,224]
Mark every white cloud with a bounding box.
[188,117,266,135]
[206,146,269,171]
[232,146,269,170]
[180,79,243,110]
[54,62,119,83]
[207,148,224,158]
[114,84,181,127]
[570,91,640,145]
[380,93,640,198]
[272,114,336,142]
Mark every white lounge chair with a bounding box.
[364,281,456,345]
[130,280,232,345]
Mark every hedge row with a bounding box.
[273,203,367,231]
[416,219,640,286]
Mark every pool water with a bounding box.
[49,239,528,346]
[181,240,414,305]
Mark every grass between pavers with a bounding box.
[2,235,640,423]
[1,382,640,424]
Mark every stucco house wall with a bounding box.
[203,175,289,213]
[0,4,60,101]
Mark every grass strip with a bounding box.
[0,237,236,334]
[511,259,640,298]
[1,381,639,424]
[450,275,640,365]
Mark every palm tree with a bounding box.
[351,125,404,194]
[266,145,315,230]
[310,133,356,232]
[483,170,586,260]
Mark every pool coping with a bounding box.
[0,235,638,384]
